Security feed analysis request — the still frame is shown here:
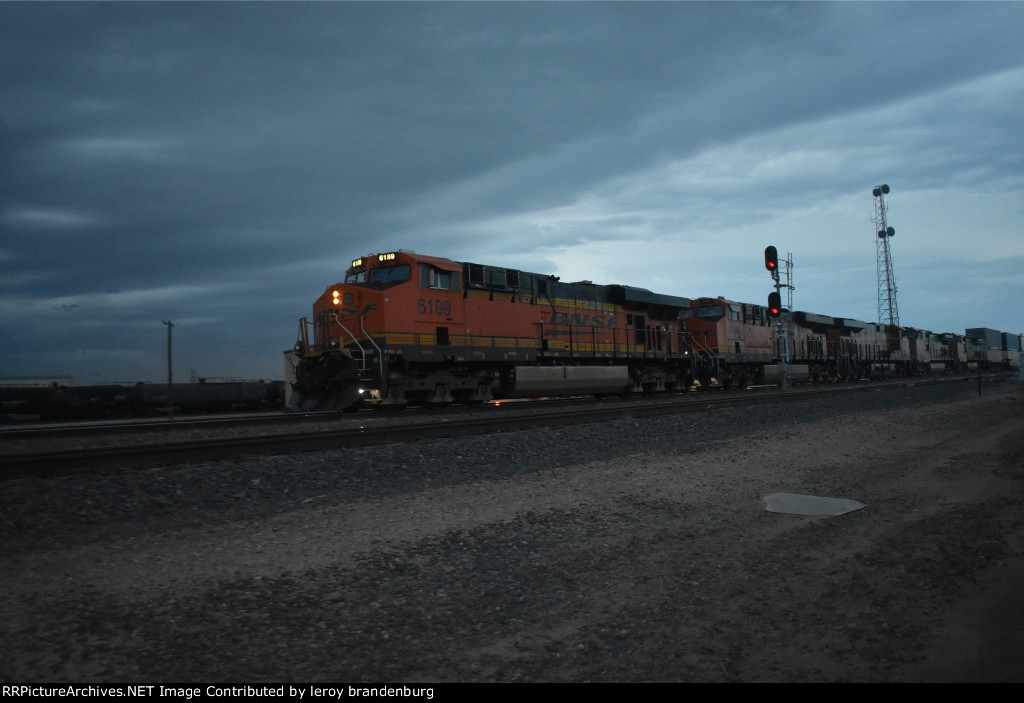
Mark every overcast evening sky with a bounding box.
[2,1,1023,384]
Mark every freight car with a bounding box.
[0,380,285,422]
[966,327,1022,371]
[287,249,1015,410]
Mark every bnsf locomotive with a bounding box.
[287,250,1019,410]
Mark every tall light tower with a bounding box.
[872,184,899,326]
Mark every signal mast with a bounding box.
[765,246,788,390]
[872,184,899,326]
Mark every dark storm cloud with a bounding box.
[2,1,1023,381]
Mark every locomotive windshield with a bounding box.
[370,265,410,285]
[344,264,411,289]
[687,305,724,321]
[679,305,725,321]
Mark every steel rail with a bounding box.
[0,375,1007,481]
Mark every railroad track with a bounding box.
[0,375,1008,481]
[0,395,602,441]
[0,409,341,440]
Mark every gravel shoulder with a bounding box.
[2,380,1023,682]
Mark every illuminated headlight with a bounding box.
[358,388,365,395]
[329,338,339,348]
[332,290,340,304]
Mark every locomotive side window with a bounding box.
[345,270,367,284]
[419,264,460,292]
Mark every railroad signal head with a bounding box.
[768,291,782,317]
[764,245,778,272]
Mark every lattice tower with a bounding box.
[872,184,899,326]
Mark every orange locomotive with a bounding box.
[287,250,1016,410]
[288,250,696,409]
[680,297,990,386]
[678,297,776,388]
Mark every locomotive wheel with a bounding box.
[382,386,408,410]
[426,384,451,408]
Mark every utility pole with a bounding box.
[162,320,174,419]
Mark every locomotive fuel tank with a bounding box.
[511,366,631,396]
[761,364,810,385]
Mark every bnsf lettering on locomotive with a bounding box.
[548,311,618,327]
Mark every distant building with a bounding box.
[0,376,75,388]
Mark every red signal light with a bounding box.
[764,246,778,271]
[768,291,782,317]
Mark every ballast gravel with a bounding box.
[1,380,1023,682]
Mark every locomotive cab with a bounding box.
[680,297,775,388]
[291,250,468,410]
[291,252,413,409]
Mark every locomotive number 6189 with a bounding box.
[417,298,452,317]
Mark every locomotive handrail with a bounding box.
[328,313,368,372]
[686,330,721,379]
[360,314,386,381]
[296,318,311,350]
[534,320,708,361]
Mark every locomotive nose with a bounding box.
[316,286,352,319]
[329,287,353,311]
